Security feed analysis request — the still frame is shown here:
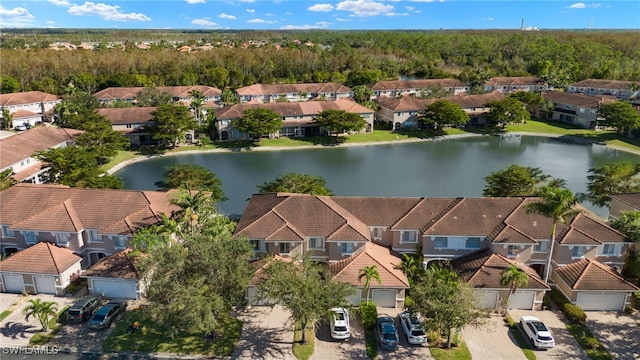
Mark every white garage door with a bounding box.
[372,289,397,308]
[92,279,138,299]
[2,274,24,293]
[34,276,57,294]
[508,291,535,310]
[474,291,499,309]
[576,292,625,311]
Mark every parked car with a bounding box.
[375,316,399,350]
[520,315,555,349]
[66,297,101,323]
[398,311,427,345]
[86,299,127,330]
[14,124,27,131]
[329,307,350,340]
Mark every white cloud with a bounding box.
[484,17,494,21]
[265,12,274,16]
[0,5,35,27]
[336,0,394,17]
[280,21,331,30]
[238,0,255,2]
[192,18,219,27]
[385,12,407,16]
[567,3,586,8]
[309,3,334,12]
[67,2,151,21]
[219,13,236,19]
[246,8,255,13]
[247,18,276,24]
[336,17,350,21]
[186,0,206,3]
[48,0,70,6]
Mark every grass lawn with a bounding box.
[0,310,12,322]
[292,325,315,360]
[101,150,139,171]
[103,308,241,357]
[430,342,472,360]
[566,323,612,360]
[29,306,69,346]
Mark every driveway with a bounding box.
[464,314,527,360]
[585,311,640,360]
[0,295,75,347]
[232,306,295,360]
[311,315,367,360]
[509,309,590,360]
[0,294,23,314]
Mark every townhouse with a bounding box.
[97,107,156,146]
[483,77,550,93]
[236,83,353,103]
[537,91,617,129]
[214,99,374,141]
[608,193,640,221]
[368,79,469,99]
[0,125,82,184]
[568,79,639,102]
[236,193,637,311]
[0,91,60,129]
[93,85,222,106]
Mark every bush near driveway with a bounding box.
[103,308,241,357]
[430,342,471,360]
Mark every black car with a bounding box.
[66,297,101,323]
[86,299,127,330]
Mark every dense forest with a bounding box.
[2,30,639,95]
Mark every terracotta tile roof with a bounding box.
[569,79,636,91]
[542,91,617,109]
[0,125,82,168]
[484,77,547,86]
[559,213,627,245]
[332,197,423,227]
[369,79,467,91]
[83,249,142,280]
[609,193,640,210]
[452,249,549,289]
[215,99,373,120]
[449,91,506,109]
[11,109,39,118]
[94,86,221,100]
[489,224,537,244]
[0,184,179,235]
[393,198,461,233]
[555,258,639,291]
[330,242,409,288]
[0,91,59,107]
[0,242,81,274]
[236,83,352,96]
[375,91,505,112]
[97,107,156,125]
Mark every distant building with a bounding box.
[538,91,617,129]
[367,79,469,99]
[483,77,549,93]
[567,79,639,102]
[0,91,60,129]
[236,83,353,103]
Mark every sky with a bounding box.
[0,0,638,30]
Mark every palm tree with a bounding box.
[23,298,58,331]
[500,264,529,310]
[394,254,418,283]
[526,186,581,282]
[358,265,381,303]
[189,89,205,125]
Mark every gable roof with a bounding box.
[0,91,59,107]
[542,91,617,109]
[94,86,221,101]
[215,99,373,120]
[329,242,409,288]
[452,248,549,289]
[369,79,467,91]
[554,258,639,291]
[569,79,636,91]
[97,107,156,125]
[609,193,640,210]
[236,83,352,96]
[0,184,179,235]
[0,242,81,274]
[484,77,547,87]
[0,125,82,169]
[375,91,505,113]
[83,248,142,280]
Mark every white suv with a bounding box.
[520,316,555,349]
[329,307,350,340]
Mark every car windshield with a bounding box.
[538,335,553,341]
[409,316,421,325]
[532,321,548,332]
[412,329,426,337]
[92,314,106,321]
[335,313,345,321]
[67,310,81,316]
[334,326,348,331]
[383,333,397,340]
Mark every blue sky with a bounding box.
[1,0,638,30]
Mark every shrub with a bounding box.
[624,306,635,315]
[584,336,600,350]
[548,288,569,306]
[359,301,378,330]
[404,295,415,311]
[563,303,587,324]
[427,330,440,345]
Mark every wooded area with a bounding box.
[2,30,639,95]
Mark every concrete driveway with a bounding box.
[464,314,527,360]
[311,315,367,360]
[509,309,590,360]
[0,294,23,314]
[585,311,640,360]
[232,305,295,360]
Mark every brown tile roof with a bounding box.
[449,91,506,109]
[542,91,617,109]
[0,125,83,168]
[94,86,221,100]
[83,249,142,279]
[0,242,81,274]
[97,107,156,125]
[484,77,547,86]
[369,79,467,91]
[559,213,627,245]
[11,110,39,118]
[555,258,639,291]
[569,79,636,91]
[0,91,59,106]
[236,83,352,96]
[0,184,180,235]
[329,242,409,288]
[452,249,549,289]
[375,91,505,112]
[609,193,640,210]
[215,99,373,120]
[332,197,424,227]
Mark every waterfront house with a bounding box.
[368,79,469,99]
[567,79,639,102]
[537,91,616,129]
[483,77,549,93]
[83,248,145,299]
[97,107,156,146]
[236,83,353,103]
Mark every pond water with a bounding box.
[115,135,640,219]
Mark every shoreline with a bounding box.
[107,132,640,174]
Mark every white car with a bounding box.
[329,307,350,340]
[520,316,555,349]
[398,311,427,345]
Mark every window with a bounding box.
[507,245,520,256]
[89,252,106,266]
[2,225,15,238]
[465,237,481,249]
[24,231,37,245]
[250,240,264,252]
[401,231,417,243]
[434,237,448,249]
[373,228,383,240]
[600,244,615,255]
[572,246,585,258]
[308,237,324,250]
[87,230,102,243]
[341,242,354,255]
[114,236,127,249]
[279,242,290,254]
[55,233,70,247]
[534,241,549,253]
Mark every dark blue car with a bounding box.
[375,316,399,350]
[86,299,127,330]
